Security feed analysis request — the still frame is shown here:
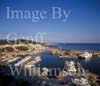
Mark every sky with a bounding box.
[0,0,100,43]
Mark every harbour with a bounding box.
[0,0,100,85]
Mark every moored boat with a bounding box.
[79,52,92,59]
[72,76,91,86]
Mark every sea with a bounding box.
[1,43,100,78]
[40,43,100,76]
[48,43,100,51]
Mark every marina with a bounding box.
[0,43,100,86]
[0,0,100,85]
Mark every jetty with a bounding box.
[48,47,100,58]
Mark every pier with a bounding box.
[47,47,100,58]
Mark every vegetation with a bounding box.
[16,46,28,51]
[0,40,9,45]
[16,55,27,58]
[0,39,41,45]
[4,47,14,52]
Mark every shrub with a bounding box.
[16,46,28,51]
[4,47,14,52]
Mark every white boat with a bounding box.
[34,56,42,63]
[7,57,21,64]
[15,56,32,66]
[66,61,77,73]
[15,55,42,67]
[72,77,91,86]
[79,52,92,59]
[24,61,36,68]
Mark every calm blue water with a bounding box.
[49,43,100,51]
[40,52,100,76]
[40,44,100,76]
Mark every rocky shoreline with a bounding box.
[0,43,100,86]
[49,47,100,58]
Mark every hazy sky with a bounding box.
[0,0,100,43]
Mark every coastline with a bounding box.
[48,47,100,59]
[0,43,100,85]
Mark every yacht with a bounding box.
[34,56,42,63]
[15,56,32,66]
[79,52,92,59]
[65,61,77,73]
[15,56,42,67]
[72,77,91,86]
[7,57,21,64]
[24,61,36,68]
